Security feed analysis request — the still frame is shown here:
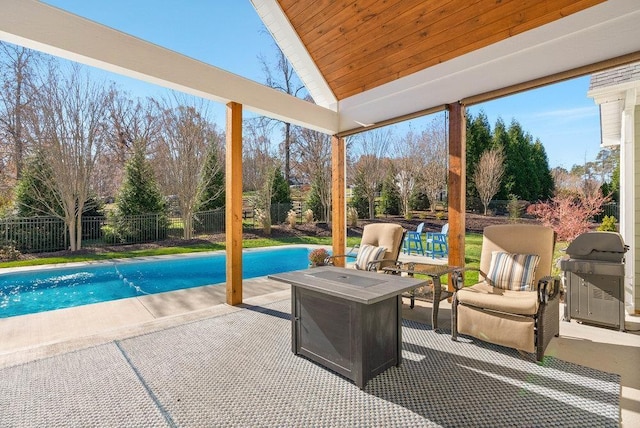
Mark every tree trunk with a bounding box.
[75,214,83,251]
[183,212,193,240]
[284,122,290,184]
[68,218,77,251]
[14,76,23,180]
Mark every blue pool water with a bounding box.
[0,247,314,318]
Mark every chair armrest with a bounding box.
[451,267,480,290]
[537,276,560,304]
[451,267,493,290]
[451,268,465,290]
[367,258,400,271]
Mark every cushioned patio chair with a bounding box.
[403,222,425,255]
[328,223,406,272]
[451,224,560,361]
[425,223,448,258]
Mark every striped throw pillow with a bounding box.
[487,251,540,291]
[355,244,387,271]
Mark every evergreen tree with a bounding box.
[493,118,512,200]
[466,111,493,200]
[380,172,400,215]
[488,118,553,202]
[111,143,168,242]
[505,120,536,200]
[350,173,370,219]
[531,140,554,199]
[271,166,291,204]
[116,144,166,215]
[197,144,225,211]
[306,178,324,222]
[409,190,430,211]
[15,150,61,217]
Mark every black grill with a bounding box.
[560,231,627,331]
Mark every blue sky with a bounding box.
[43,0,603,170]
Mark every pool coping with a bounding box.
[0,243,331,275]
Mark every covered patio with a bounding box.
[1,0,640,426]
[2,0,640,308]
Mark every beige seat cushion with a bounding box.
[360,223,405,270]
[456,282,539,315]
[457,305,536,353]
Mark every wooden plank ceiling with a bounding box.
[278,0,606,101]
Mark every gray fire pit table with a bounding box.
[269,266,427,388]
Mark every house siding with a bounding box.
[590,63,640,90]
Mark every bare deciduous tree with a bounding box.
[0,42,41,191]
[24,64,108,251]
[393,129,421,217]
[244,115,279,234]
[98,87,160,199]
[473,147,505,215]
[259,47,305,184]
[154,95,224,239]
[350,129,392,219]
[416,117,448,212]
[292,126,331,221]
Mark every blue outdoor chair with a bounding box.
[426,223,448,258]
[403,222,425,255]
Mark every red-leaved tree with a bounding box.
[527,190,610,242]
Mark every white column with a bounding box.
[620,88,636,314]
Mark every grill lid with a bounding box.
[565,231,627,262]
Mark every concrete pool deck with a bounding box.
[0,275,291,366]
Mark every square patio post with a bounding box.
[331,135,346,266]
[226,101,243,305]
[447,102,466,291]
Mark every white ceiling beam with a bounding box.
[0,0,339,135]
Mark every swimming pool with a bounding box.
[0,247,316,318]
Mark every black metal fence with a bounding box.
[467,198,620,221]
[0,209,226,253]
[0,203,309,254]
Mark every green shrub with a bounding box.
[507,194,522,221]
[100,224,119,244]
[597,215,617,232]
